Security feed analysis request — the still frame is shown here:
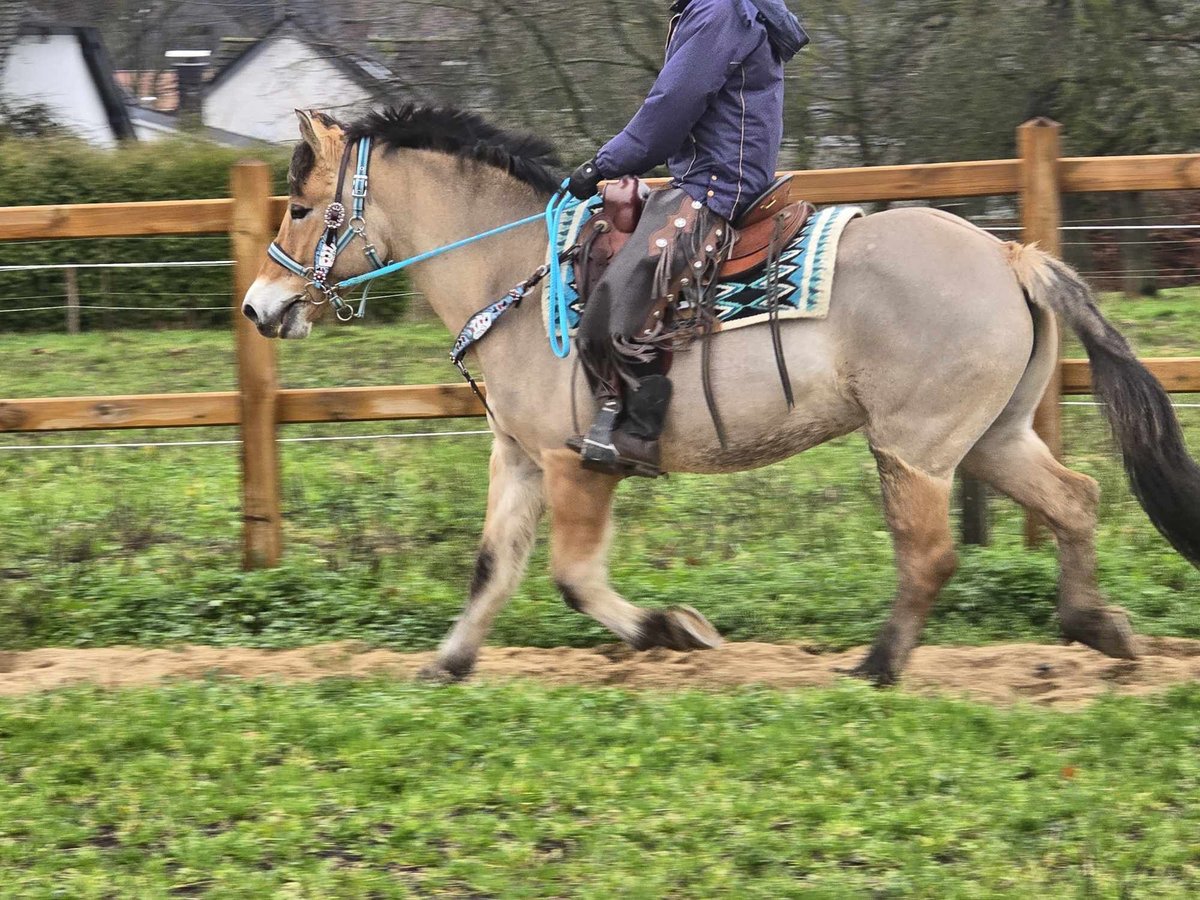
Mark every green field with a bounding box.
[1,289,1200,896]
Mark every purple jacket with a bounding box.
[594,0,807,221]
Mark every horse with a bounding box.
[242,105,1200,685]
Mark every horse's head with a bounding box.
[242,109,380,339]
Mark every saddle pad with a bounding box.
[543,199,863,337]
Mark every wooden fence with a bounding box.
[1,119,1198,566]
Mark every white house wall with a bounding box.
[205,36,374,143]
[2,33,116,146]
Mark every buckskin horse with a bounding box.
[241,105,1200,685]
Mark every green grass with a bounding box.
[2,292,1200,898]
[3,678,1200,897]
[1,290,1199,652]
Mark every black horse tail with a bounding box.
[1008,242,1200,567]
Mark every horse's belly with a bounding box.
[662,414,862,474]
[659,323,863,474]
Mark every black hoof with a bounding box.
[837,647,900,687]
[416,659,473,684]
[631,606,723,651]
[1060,606,1139,660]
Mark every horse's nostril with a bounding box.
[242,304,258,323]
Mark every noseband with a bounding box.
[267,136,391,321]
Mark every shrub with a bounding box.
[0,136,410,331]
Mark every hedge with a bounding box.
[0,136,412,332]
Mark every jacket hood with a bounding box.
[744,0,809,62]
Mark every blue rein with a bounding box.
[333,211,547,291]
[543,186,580,359]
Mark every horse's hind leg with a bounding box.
[542,449,722,651]
[852,448,958,684]
[419,434,546,682]
[961,424,1138,658]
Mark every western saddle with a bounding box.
[574,175,814,301]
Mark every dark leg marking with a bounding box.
[556,581,585,613]
[469,547,495,598]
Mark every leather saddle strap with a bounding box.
[764,214,795,410]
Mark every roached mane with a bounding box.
[344,104,564,195]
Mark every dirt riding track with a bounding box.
[3,638,1200,708]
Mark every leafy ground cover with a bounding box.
[0,290,1198,652]
[2,678,1200,897]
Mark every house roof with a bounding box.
[205,15,393,97]
[0,3,20,72]
[208,36,258,80]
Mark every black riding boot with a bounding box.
[570,375,672,478]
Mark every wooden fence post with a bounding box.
[65,266,79,334]
[231,161,282,569]
[1019,118,1064,546]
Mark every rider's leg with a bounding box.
[569,189,726,478]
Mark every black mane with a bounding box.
[345,104,564,195]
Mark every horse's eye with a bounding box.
[290,204,312,220]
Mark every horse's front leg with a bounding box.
[419,434,545,682]
[542,450,722,651]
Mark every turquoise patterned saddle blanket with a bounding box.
[545,202,863,335]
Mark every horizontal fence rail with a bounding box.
[0,385,489,432]
[0,197,289,240]
[3,361,1198,434]
[0,151,1195,241]
[1,119,1198,564]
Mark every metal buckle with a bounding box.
[352,173,368,198]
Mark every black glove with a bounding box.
[567,159,603,200]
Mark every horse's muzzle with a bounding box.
[242,278,311,339]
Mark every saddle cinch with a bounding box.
[574,174,815,301]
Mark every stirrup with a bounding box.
[576,400,622,469]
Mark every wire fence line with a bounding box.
[0,291,423,316]
[0,430,495,453]
[0,260,233,272]
[982,225,1200,233]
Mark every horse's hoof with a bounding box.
[416,661,472,685]
[632,605,723,651]
[670,605,724,649]
[1061,605,1139,660]
[837,649,899,688]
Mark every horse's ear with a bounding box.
[296,109,319,149]
[296,109,345,163]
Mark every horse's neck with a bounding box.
[377,152,560,381]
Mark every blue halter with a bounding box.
[267,136,389,321]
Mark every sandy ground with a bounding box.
[3,637,1200,708]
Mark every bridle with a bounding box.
[267,136,391,321]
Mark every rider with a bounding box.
[566,0,808,477]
